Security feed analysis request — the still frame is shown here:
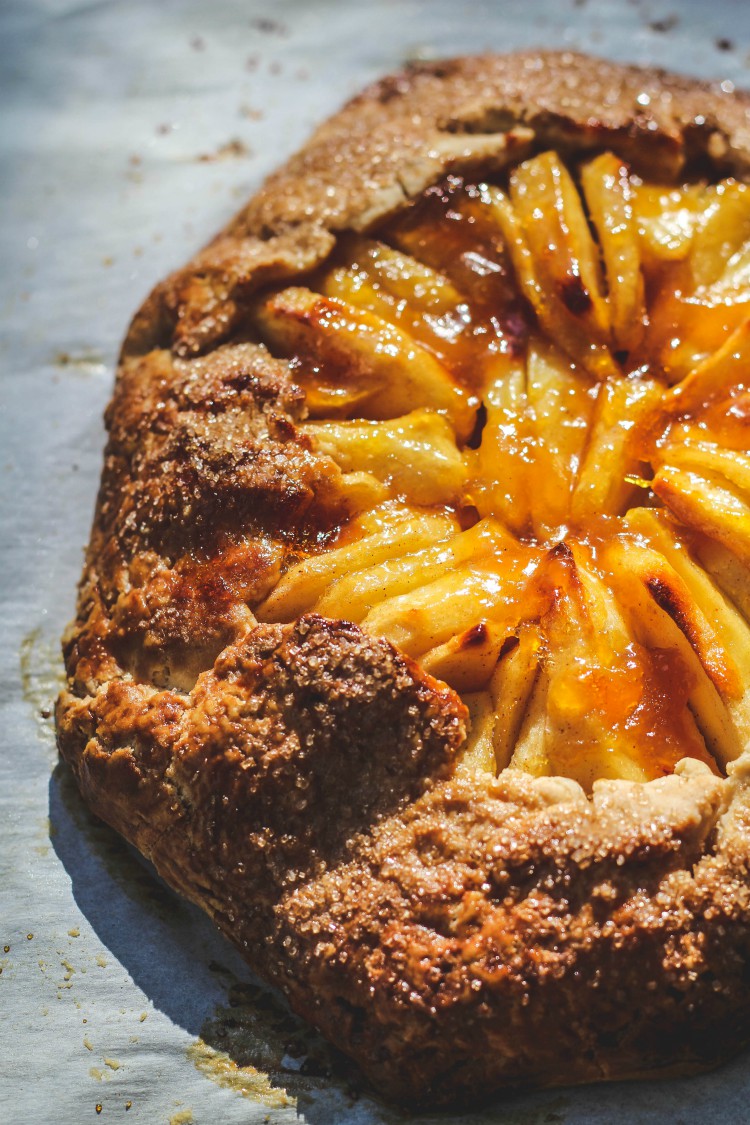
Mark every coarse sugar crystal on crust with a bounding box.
[57,51,750,1106]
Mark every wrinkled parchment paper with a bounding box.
[4,1,750,1120]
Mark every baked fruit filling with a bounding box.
[251,151,750,791]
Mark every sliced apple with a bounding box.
[689,179,750,288]
[490,627,543,772]
[254,286,477,438]
[646,286,750,386]
[301,410,468,506]
[581,152,646,355]
[336,471,390,514]
[458,692,498,774]
[534,545,655,788]
[653,444,750,565]
[643,187,750,383]
[468,354,532,535]
[492,154,617,379]
[507,666,552,778]
[626,508,750,745]
[603,536,745,769]
[315,518,510,624]
[654,318,750,428]
[570,374,663,523]
[632,182,707,266]
[384,178,525,346]
[525,338,597,538]
[320,237,474,372]
[361,551,542,660]
[255,509,457,623]
[422,621,512,695]
[343,500,426,537]
[658,442,750,494]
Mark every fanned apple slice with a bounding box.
[606,535,739,695]
[570,374,662,522]
[384,177,528,353]
[301,410,468,506]
[659,442,750,493]
[490,626,543,772]
[689,179,750,288]
[653,444,750,565]
[644,186,750,383]
[491,155,617,379]
[694,535,750,622]
[468,354,532,535]
[422,621,513,695]
[507,666,552,778]
[627,507,750,746]
[254,286,477,438]
[336,471,390,513]
[525,338,597,538]
[581,152,646,355]
[339,499,422,537]
[704,245,750,303]
[255,509,457,622]
[315,518,510,624]
[631,182,708,266]
[531,540,714,785]
[603,536,744,769]
[362,550,542,660]
[530,544,660,787]
[508,154,610,336]
[644,289,750,385]
[653,317,750,439]
[319,238,475,372]
[458,692,498,774]
[654,465,750,565]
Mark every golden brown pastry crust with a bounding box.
[57,52,750,1107]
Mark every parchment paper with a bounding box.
[3,1,750,1121]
